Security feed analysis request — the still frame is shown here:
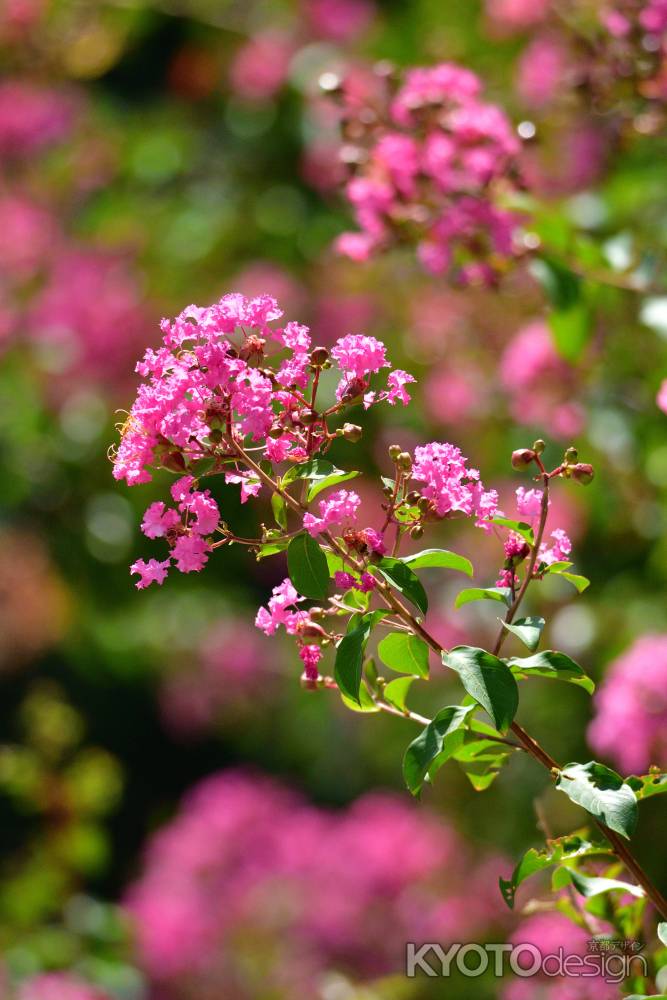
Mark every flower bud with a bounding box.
[388,444,402,460]
[342,423,362,442]
[571,462,595,485]
[511,448,535,470]
[405,491,420,503]
[532,439,546,455]
[410,525,424,540]
[310,346,329,367]
[396,451,413,472]
[564,446,578,464]
[308,607,327,620]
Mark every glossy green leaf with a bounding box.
[383,676,415,713]
[334,612,383,705]
[547,565,590,592]
[376,557,428,614]
[488,517,535,545]
[455,587,512,610]
[443,646,518,733]
[287,533,329,600]
[402,705,475,796]
[401,548,473,577]
[499,835,611,909]
[508,650,594,694]
[501,617,545,652]
[256,539,289,559]
[339,681,380,714]
[283,458,360,499]
[271,492,288,530]
[544,560,574,574]
[377,632,430,677]
[563,869,645,899]
[453,737,513,791]
[555,762,638,839]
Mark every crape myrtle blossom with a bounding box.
[116,291,590,688]
[16,973,113,1000]
[588,634,667,773]
[125,769,506,994]
[332,61,524,285]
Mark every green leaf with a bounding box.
[383,676,415,712]
[555,762,638,839]
[508,650,594,694]
[271,493,288,531]
[659,923,667,947]
[443,646,519,733]
[455,587,512,609]
[533,256,581,310]
[563,868,645,900]
[376,557,428,615]
[287,533,329,601]
[627,772,667,800]
[544,560,574,574]
[401,548,473,577]
[283,458,360,500]
[339,682,380,714]
[549,303,591,363]
[453,737,512,791]
[377,632,430,678]
[501,617,545,652]
[402,705,475,796]
[256,539,289,559]
[489,517,535,545]
[547,565,590,592]
[334,612,382,705]
[499,835,611,909]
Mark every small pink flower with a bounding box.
[131,558,170,589]
[335,571,357,590]
[225,471,262,503]
[385,370,416,406]
[331,334,389,379]
[303,489,362,537]
[299,643,322,680]
[141,501,180,539]
[172,535,211,573]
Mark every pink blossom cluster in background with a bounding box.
[126,769,506,998]
[334,61,524,285]
[588,633,667,773]
[0,79,79,157]
[501,912,618,1000]
[15,973,113,1000]
[160,619,274,737]
[501,321,584,440]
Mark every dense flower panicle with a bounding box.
[588,634,667,772]
[114,291,412,588]
[125,770,505,994]
[410,442,499,524]
[334,61,524,284]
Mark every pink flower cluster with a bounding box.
[496,487,572,586]
[501,912,618,1000]
[160,619,272,737]
[16,973,112,1000]
[131,475,220,588]
[0,79,78,157]
[126,769,505,996]
[588,633,667,773]
[334,62,524,285]
[501,321,584,440]
[410,442,499,524]
[115,292,412,588]
[113,293,410,489]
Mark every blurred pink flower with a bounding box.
[126,770,506,995]
[0,80,78,157]
[486,0,551,31]
[657,378,667,413]
[588,634,667,773]
[229,32,294,101]
[517,35,569,108]
[0,193,57,280]
[17,973,112,1000]
[305,0,376,41]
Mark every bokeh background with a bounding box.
[1,1,667,998]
